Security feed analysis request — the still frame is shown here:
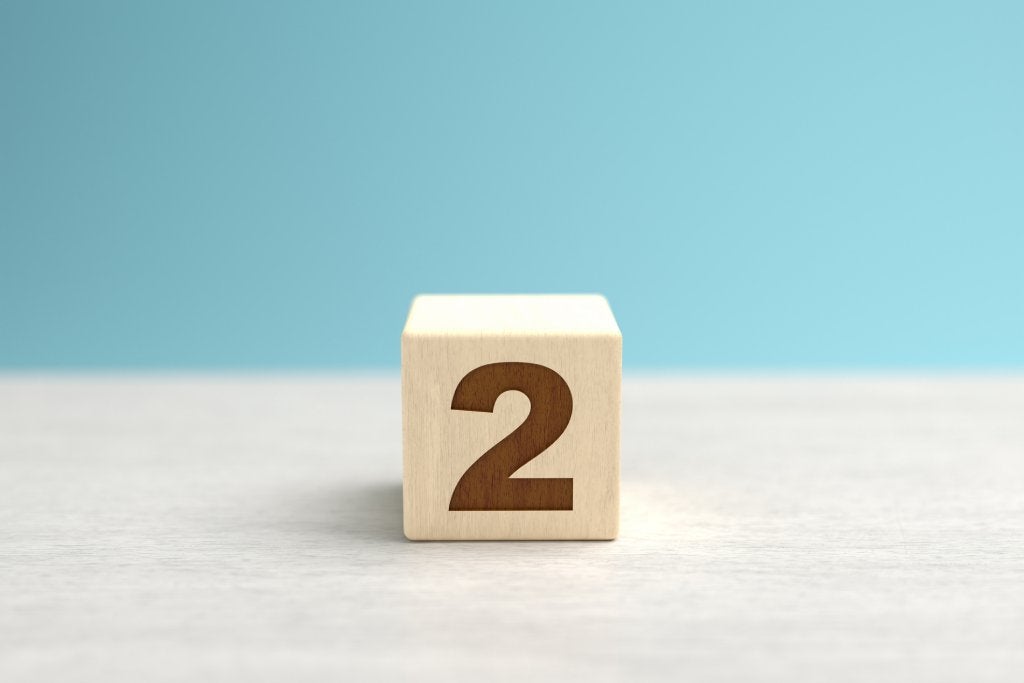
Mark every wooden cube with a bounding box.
[402,295,621,540]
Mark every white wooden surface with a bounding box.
[1,375,1022,682]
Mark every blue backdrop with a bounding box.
[2,1,1022,369]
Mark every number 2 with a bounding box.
[448,362,573,511]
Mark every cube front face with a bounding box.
[403,330,620,541]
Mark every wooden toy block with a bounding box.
[402,295,621,540]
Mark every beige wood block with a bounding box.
[402,294,621,541]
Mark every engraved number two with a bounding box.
[448,362,573,511]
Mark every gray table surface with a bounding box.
[1,375,1022,682]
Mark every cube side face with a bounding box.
[402,330,620,540]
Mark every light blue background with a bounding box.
[2,2,1022,369]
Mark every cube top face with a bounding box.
[402,295,621,541]
[403,294,621,338]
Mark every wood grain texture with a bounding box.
[402,295,621,540]
[2,375,1023,682]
